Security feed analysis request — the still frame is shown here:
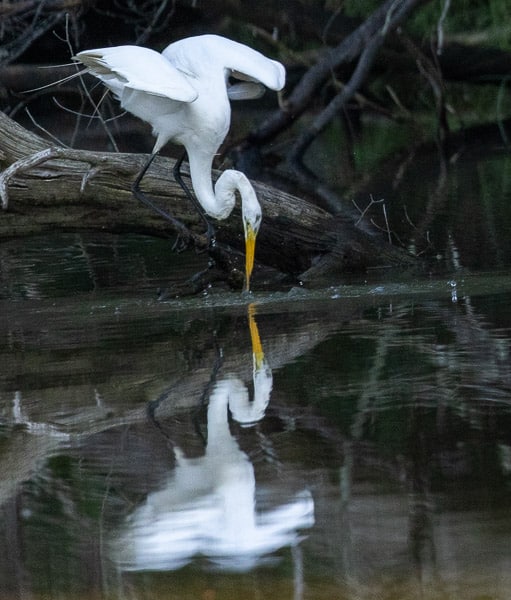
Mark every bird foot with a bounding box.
[172,232,192,253]
[192,222,216,255]
[205,221,216,248]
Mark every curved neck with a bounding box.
[188,151,235,219]
[185,150,261,292]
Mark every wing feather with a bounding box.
[74,46,198,103]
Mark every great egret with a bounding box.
[73,35,286,292]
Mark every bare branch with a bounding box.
[0,146,64,209]
[248,0,431,146]
[0,0,85,67]
[280,0,431,217]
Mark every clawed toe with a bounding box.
[172,232,192,253]
[206,222,216,248]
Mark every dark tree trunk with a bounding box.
[0,112,415,288]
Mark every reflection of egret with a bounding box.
[231,303,273,424]
[73,35,285,291]
[114,305,314,571]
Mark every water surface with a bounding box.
[1,230,511,599]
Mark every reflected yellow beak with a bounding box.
[243,222,257,293]
[248,303,264,369]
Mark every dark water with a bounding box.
[1,230,511,600]
[1,143,511,598]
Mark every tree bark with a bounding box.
[0,112,415,287]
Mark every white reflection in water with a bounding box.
[113,307,314,572]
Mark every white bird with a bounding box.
[73,34,286,292]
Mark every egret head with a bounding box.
[212,169,262,292]
[241,183,262,293]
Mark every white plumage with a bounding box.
[74,35,286,291]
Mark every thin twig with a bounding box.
[0,147,64,209]
[382,202,392,244]
[25,108,70,147]
[436,0,451,55]
[353,194,385,225]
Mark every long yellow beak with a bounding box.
[243,223,257,293]
[248,303,264,369]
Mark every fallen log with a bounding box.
[0,111,415,289]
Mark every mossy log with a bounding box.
[0,112,414,286]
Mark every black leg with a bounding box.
[132,152,192,249]
[173,151,216,246]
